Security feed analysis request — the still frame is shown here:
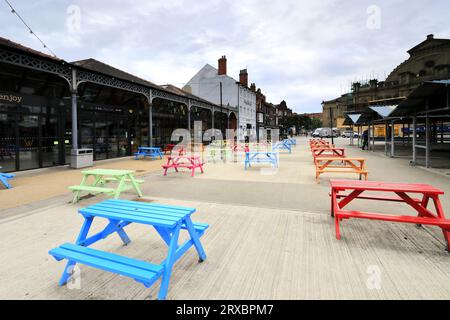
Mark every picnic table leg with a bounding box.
[163,158,170,176]
[335,215,341,240]
[157,224,181,300]
[431,196,450,252]
[113,176,127,199]
[72,175,88,204]
[0,175,11,189]
[93,175,106,187]
[127,174,143,197]
[104,219,132,245]
[197,157,204,174]
[184,217,207,262]
[59,216,94,286]
[331,189,336,217]
[154,226,172,246]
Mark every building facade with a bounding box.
[323,34,450,132]
[321,93,352,129]
[184,56,256,140]
[0,37,234,172]
[252,84,279,140]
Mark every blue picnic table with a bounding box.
[288,138,297,146]
[134,147,164,160]
[245,151,279,170]
[0,166,15,189]
[49,199,208,300]
[272,140,292,154]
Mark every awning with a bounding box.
[369,105,398,118]
[348,113,362,124]
[344,108,381,125]
[390,80,450,117]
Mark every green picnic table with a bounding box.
[69,169,144,204]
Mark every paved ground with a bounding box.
[0,137,449,300]
[0,157,164,211]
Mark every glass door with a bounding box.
[117,118,130,157]
[106,115,118,159]
[94,112,108,161]
[40,116,60,167]
[18,114,40,171]
[79,111,94,150]
[0,113,17,172]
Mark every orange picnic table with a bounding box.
[312,148,346,162]
[315,157,368,183]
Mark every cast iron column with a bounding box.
[71,68,78,150]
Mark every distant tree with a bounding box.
[310,118,322,130]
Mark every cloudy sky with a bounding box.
[1,0,450,113]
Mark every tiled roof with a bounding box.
[0,37,222,109]
[72,58,160,89]
[0,36,61,61]
[161,84,221,107]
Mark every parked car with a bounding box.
[341,131,359,138]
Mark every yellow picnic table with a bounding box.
[69,169,144,204]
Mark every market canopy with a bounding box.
[390,80,450,117]
[348,113,362,124]
[369,105,398,118]
[344,108,382,125]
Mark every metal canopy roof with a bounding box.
[390,80,450,117]
[344,108,382,125]
[369,105,398,118]
[348,113,362,124]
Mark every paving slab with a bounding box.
[0,137,449,300]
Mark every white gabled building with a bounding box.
[183,56,256,140]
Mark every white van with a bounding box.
[312,128,333,138]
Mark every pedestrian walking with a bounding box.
[362,129,369,150]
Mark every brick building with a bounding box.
[323,34,450,131]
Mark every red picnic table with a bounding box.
[330,179,450,251]
[162,155,204,177]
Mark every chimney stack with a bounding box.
[427,34,434,40]
[250,83,256,92]
[239,69,248,87]
[218,56,227,75]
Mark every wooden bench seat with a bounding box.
[69,186,116,194]
[182,222,209,235]
[103,177,144,184]
[336,210,450,228]
[315,157,368,183]
[330,192,422,203]
[49,243,164,287]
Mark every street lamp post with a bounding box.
[329,107,334,145]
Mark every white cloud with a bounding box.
[0,0,449,112]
